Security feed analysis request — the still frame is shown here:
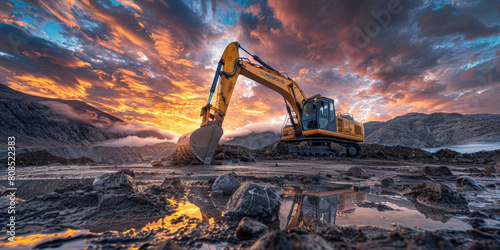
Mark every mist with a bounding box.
[422,142,500,154]
[94,136,176,147]
[221,122,282,142]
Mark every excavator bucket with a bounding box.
[176,125,223,164]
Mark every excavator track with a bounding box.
[277,136,361,157]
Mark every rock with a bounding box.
[485,166,496,174]
[347,167,368,178]
[380,177,395,188]
[149,177,185,199]
[422,165,453,176]
[118,169,135,178]
[235,217,268,240]
[495,162,500,172]
[329,142,345,155]
[212,172,241,196]
[93,171,137,192]
[240,152,255,162]
[214,152,227,160]
[225,183,281,223]
[404,183,469,213]
[433,149,460,159]
[150,160,163,167]
[232,159,239,164]
[250,231,333,250]
[456,176,486,191]
[457,157,473,163]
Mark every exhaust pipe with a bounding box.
[176,125,223,164]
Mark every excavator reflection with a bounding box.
[281,186,367,230]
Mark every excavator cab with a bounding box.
[301,97,337,132]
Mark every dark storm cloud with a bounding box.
[418,4,500,40]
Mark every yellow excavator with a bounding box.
[176,42,364,164]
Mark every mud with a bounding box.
[1,149,500,249]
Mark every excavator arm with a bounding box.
[177,42,307,164]
[203,42,306,128]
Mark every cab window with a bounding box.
[319,100,329,129]
[302,102,317,130]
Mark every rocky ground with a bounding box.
[1,144,500,249]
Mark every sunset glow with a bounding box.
[0,0,499,135]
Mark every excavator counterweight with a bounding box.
[176,42,364,164]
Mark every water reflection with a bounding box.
[281,185,367,230]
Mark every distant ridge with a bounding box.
[364,112,500,147]
[0,83,171,149]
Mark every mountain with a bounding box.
[364,112,500,147]
[0,83,171,149]
[0,83,177,163]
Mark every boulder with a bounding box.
[456,176,486,191]
[250,231,333,250]
[380,177,395,188]
[347,167,368,178]
[93,171,137,192]
[422,165,453,176]
[212,172,241,196]
[404,183,469,213]
[240,152,255,162]
[235,217,268,240]
[225,183,281,223]
[485,166,496,174]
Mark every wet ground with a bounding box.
[1,157,500,249]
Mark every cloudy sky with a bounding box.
[1,0,499,136]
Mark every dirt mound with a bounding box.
[214,144,255,162]
[1,150,94,165]
[161,144,257,166]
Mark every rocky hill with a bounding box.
[364,112,500,147]
[0,83,172,148]
[0,84,177,163]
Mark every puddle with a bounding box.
[278,185,471,231]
